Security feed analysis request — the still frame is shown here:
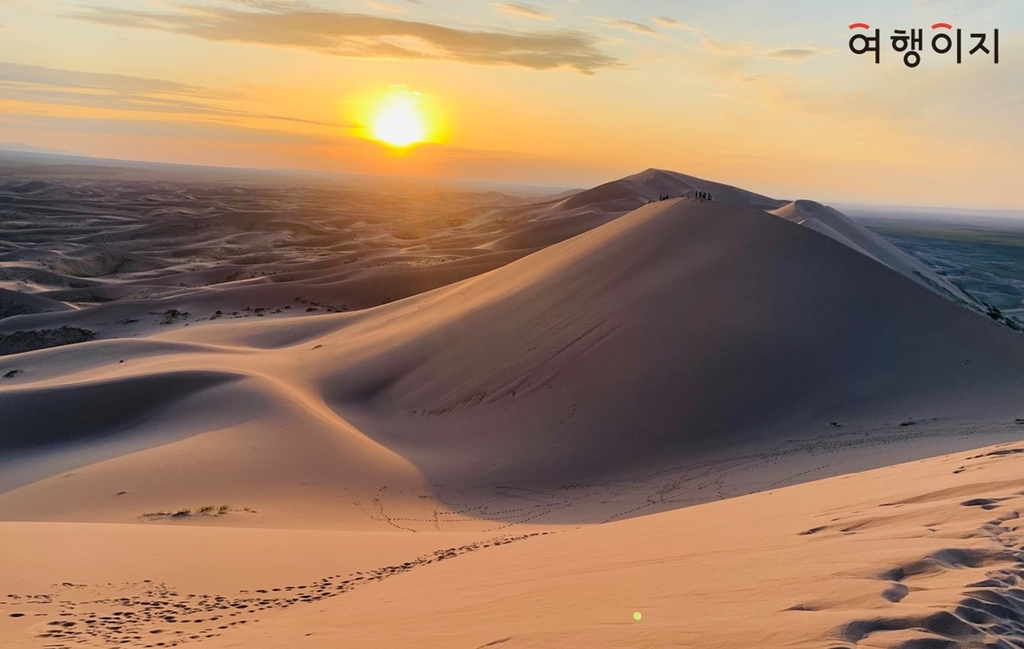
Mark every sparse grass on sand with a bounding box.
[141,505,255,520]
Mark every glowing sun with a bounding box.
[370,91,428,148]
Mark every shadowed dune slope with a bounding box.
[0,288,72,320]
[770,199,982,309]
[0,371,243,452]
[320,198,1024,484]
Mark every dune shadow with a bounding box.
[0,371,253,495]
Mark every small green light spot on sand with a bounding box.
[633,611,642,621]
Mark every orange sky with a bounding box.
[0,0,1021,207]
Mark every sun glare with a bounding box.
[370,91,428,148]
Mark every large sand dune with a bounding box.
[3,165,1024,520]
[3,160,1024,648]
[318,197,1024,487]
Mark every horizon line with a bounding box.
[2,146,1022,215]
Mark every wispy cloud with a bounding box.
[604,18,658,36]
[493,2,550,21]
[766,47,829,61]
[652,16,681,29]
[0,62,208,98]
[0,112,341,146]
[0,62,345,127]
[70,5,617,74]
[701,38,754,56]
[651,16,702,36]
[702,39,831,61]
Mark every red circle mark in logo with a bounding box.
[849,22,871,29]
[931,23,953,29]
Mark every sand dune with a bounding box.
[318,197,1024,485]
[3,162,1024,648]
[770,200,983,310]
[0,166,995,347]
[1,174,1023,523]
[3,167,1024,515]
[0,288,72,320]
[0,370,242,452]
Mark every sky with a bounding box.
[0,0,1022,207]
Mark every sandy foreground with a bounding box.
[4,441,1024,648]
[4,167,1024,647]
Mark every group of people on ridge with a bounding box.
[651,190,714,202]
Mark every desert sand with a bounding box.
[3,161,1024,648]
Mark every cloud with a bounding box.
[741,74,792,84]
[702,39,830,61]
[766,48,826,61]
[0,62,346,127]
[70,5,617,74]
[652,16,681,29]
[604,18,658,36]
[0,111,342,147]
[701,38,754,56]
[0,62,206,98]
[493,2,550,21]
